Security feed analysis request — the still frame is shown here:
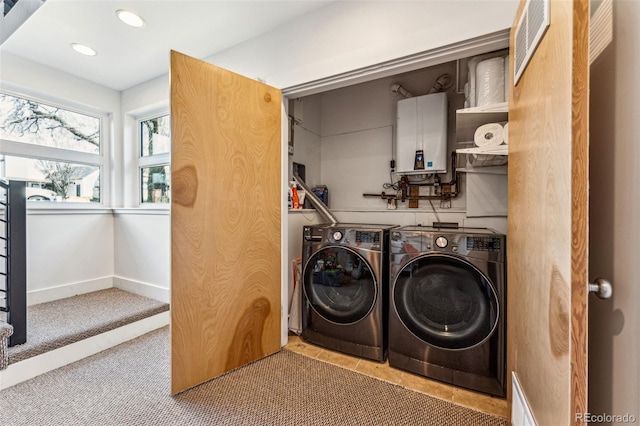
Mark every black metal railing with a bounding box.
[0,179,26,346]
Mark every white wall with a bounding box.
[0,52,120,304]
[121,1,518,102]
[207,1,518,90]
[112,211,170,303]
[588,1,640,419]
[0,52,121,113]
[26,210,115,305]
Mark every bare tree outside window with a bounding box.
[37,161,95,200]
[0,94,100,154]
[141,115,170,203]
[0,93,102,202]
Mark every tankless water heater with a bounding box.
[396,92,447,174]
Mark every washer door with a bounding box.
[393,254,498,350]
[303,246,377,325]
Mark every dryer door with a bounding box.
[303,246,377,325]
[393,254,498,350]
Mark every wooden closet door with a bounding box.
[507,0,590,424]
[170,50,282,394]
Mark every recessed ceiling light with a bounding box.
[116,9,145,28]
[70,43,97,56]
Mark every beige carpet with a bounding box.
[1,288,169,364]
[0,327,508,426]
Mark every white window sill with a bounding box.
[26,203,113,215]
[112,207,170,215]
[19,204,170,215]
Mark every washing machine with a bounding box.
[301,223,397,362]
[388,226,506,397]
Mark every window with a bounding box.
[139,115,170,204]
[141,165,170,204]
[0,92,106,203]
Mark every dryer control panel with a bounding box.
[390,226,505,263]
[303,225,388,252]
[334,229,382,251]
[466,236,502,252]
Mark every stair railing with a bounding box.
[0,179,27,347]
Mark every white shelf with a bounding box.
[455,102,508,144]
[456,144,508,156]
[456,101,508,114]
[457,165,508,174]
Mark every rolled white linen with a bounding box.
[474,123,505,147]
[503,122,509,145]
[476,57,505,107]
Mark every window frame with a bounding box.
[0,88,110,208]
[137,111,170,206]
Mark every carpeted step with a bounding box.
[1,288,169,365]
[0,322,12,370]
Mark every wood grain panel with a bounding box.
[570,0,590,420]
[170,51,281,394]
[507,0,589,424]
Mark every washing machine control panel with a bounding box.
[390,228,505,262]
[466,236,502,252]
[324,229,382,250]
[305,226,389,252]
[355,231,380,244]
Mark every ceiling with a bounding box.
[0,0,334,91]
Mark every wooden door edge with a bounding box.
[570,0,590,423]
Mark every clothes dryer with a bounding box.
[388,226,506,397]
[301,223,396,362]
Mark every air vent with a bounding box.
[514,0,550,85]
[589,0,613,64]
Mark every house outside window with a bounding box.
[0,92,106,203]
[139,114,170,204]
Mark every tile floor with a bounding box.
[285,334,508,419]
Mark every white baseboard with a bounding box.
[26,276,169,306]
[27,277,114,306]
[511,373,537,426]
[0,311,170,390]
[113,276,169,304]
